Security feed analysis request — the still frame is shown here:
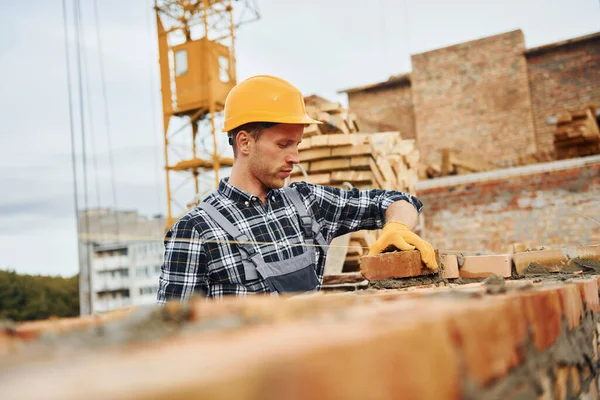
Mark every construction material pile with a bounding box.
[554,104,600,160]
[293,96,420,276]
[295,96,420,194]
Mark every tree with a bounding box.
[0,270,80,322]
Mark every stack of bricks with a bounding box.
[554,105,600,160]
[2,244,600,399]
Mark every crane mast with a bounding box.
[154,0,259,228]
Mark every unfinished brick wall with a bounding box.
[346,80,417,139]
[417,158,600,253]
[526,34,600,154]
[3,275,600,399]
[411,30,538,167]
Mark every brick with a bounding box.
[556,284,584,329]
[458,254,512,278]
[447,296,528,386]
[520,287,564,351]
[359,250,439,280]
[514,246,600,275]
[0,298,463,400]
[440,254,459,279]
[574,278,600,313]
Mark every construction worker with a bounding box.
[157,75,437,302]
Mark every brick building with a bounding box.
[339,30,600,167]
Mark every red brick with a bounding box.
[440,254,459,279]
[447,296,527,386]
[520,287,563,351]
[359,250,439,280]
[556,284,584,329]
[0,298,463,400]
[459,254,512,278]
[575,278,600,313]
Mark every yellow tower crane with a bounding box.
[154,0,259,228]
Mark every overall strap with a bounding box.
[198,202,262,280]
[281,186,328,250]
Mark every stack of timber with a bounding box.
[293,97,421,278]
[554,104,600,160]
[420,148,498,179]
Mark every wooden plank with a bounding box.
[331,170,373,183]
[328,134,364,147]
[323,233,351,275]
[441,148,451,176]
[392,139,415,155]
[368,157,386,188]
[331,144,372,157]
[310,135,329,148]
[375,156,397,184]
[299,148,332,162]
[346,240,364,257]
[298,138,312,150]
[370,132,401,155]
[403,149,420,168]
[350,156,371,168]
[303,124,319,137]
[290,173,331,185]
[310,158,351,173]
[449,153,496,172]
[318,112,348,134]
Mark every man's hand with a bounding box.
[368,221,438,270]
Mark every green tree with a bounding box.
[0,270,80,322]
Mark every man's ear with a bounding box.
[236,130,252,155]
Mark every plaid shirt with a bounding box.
[157,178,423,302]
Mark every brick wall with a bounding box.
[346,79,416,139]
[416,156,600,253]
[526,34,600,154]
[3,275,600,399]
[411,30,538,167]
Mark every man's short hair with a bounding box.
[228,122,278,156]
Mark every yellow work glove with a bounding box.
[368,221,438,270]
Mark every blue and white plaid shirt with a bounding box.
[157,178,423,302]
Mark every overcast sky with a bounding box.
[0,0,599,277]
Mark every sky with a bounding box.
[0,0,599,277]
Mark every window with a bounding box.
[218,56,229,83]
[139,286,158,295]
[175,50,188,76]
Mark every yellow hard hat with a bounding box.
[222,75,322,132]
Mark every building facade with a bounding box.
[91,241,163,313]
[78,209,166,314]
[339,30,600,167]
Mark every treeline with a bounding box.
[0,269,80,322]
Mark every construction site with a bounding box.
[1,0,600,399]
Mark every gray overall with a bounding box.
[198,186,328,294]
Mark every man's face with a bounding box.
[247,123,304,190]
